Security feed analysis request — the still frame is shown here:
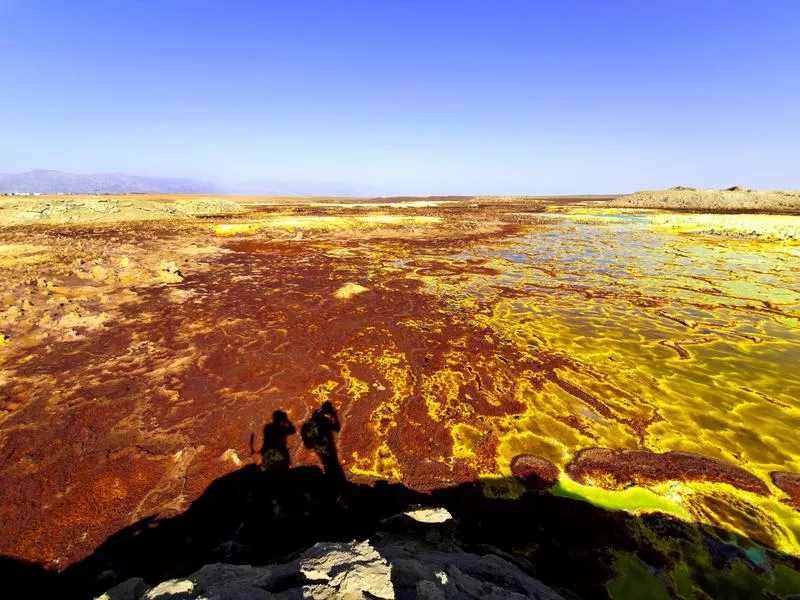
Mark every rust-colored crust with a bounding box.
[510,454,560,491]
[771,472,800,508]
[567,448,770,496]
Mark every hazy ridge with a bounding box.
[0,170,368,197]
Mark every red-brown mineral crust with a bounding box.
[510,454,560,491]
[771,471,800,508]
[566,448,769,496]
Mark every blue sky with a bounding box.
[1,1,798,194]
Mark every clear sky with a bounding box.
[1,0,798,194]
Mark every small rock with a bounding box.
[299,540,394,600]
[143,578,194,599]
[95,577,150,600]
[221,448,243,467]
[404,507,453,524]
[159,261,184,284]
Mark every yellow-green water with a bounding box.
[407,210,800,553]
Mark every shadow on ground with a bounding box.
[2,407,800,599]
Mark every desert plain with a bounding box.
[1,189,800,598]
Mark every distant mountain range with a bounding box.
[0,170,372,196]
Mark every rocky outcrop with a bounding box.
[609,187,800,213]
[97,508,564,600]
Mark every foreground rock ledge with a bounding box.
[97,509,564,600]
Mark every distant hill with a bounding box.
[0,170,370,196]
[0,170,226,194]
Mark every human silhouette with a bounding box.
[259,410,296,472]
[301,401,344,480]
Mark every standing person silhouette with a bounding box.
[301,401,344,480]
[259,410,296,472]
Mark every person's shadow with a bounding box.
[258,410,296,472]
[5,403,800,600]
[301,401,345,481]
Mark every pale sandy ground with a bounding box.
[601,187,800,240]
[0,194,516,355]
[649,213,800,241]
[0,195,244,225]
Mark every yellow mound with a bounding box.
[333,283,369,300]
